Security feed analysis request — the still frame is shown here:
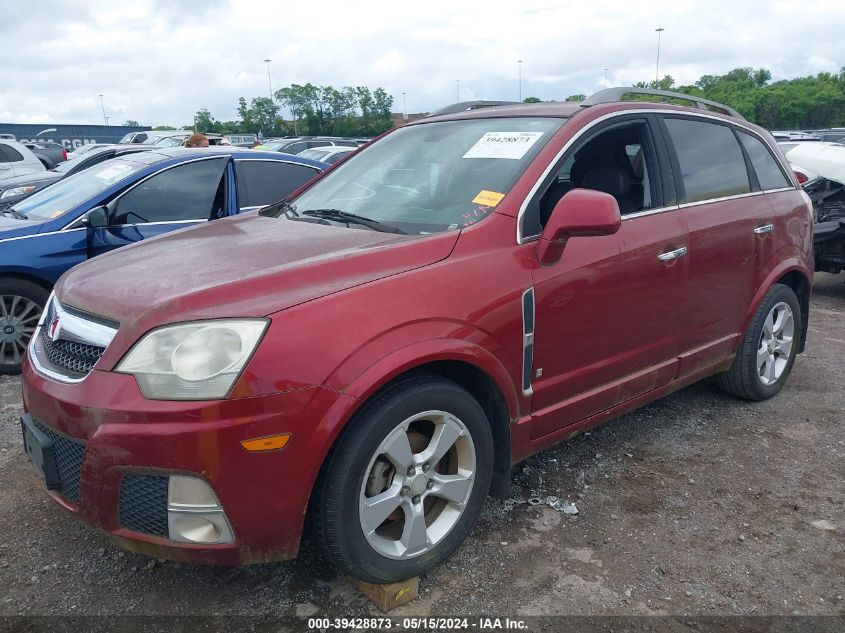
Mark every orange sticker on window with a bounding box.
[472,190,505,207]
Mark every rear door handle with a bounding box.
[657,246,688,261]
[754,224,774,235]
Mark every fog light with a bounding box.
[167,475,234,544]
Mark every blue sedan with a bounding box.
[0,147,325,373]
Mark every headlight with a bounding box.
[116,319,268,400]
[0,186,36,199]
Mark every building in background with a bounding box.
[0,123,151,150]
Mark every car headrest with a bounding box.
[582,165,631,199]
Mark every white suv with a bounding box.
[0,140,45,185]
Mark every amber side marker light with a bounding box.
[241,433,291,453]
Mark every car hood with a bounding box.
[0,215,44,239]
[56,213,459,349]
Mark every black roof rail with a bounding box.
[581,87,745,120]
[427,100,522,117]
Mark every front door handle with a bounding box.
[754,223,774,235]
[657,246,688,261]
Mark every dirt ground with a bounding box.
[0,274,842,628]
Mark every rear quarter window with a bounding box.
[235,160,320,208]
[0,145,24,162]
[737,132,791,191]
[664,118,750,203]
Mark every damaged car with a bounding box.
[781,142,845,274]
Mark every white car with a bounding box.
[0,140,45,184]
[297,145,356,164]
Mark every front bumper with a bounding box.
[21,357,354,565]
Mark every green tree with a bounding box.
[565,94,586,101]
[193,108,216,133]
[123,119,139,127]
[523,96,542,103]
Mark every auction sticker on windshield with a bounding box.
[94,164,133,181]
[463,131,544,160]
[471,190,505,206]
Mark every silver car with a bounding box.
[0,140,45,184]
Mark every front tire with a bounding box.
[311,375,493,583]
[717,283,801,401]
[0,279,48,375]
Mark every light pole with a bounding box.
[98,94,107,125]
[456,79,461,101]
[264,58,273,100]
[604,68,608,89]
[402,92,407,121]
[517,60,523,102]
[655,27,665,83]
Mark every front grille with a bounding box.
[33,420,86,503]
[119,475,169,537]
[40,330,104,377]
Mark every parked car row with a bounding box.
[1,147,326,372]
[0,140,50,196]
[15,88,813,585]
[0,144,154,206]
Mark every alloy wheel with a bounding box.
[0,294,41,366]
[358,410,476,560]
[757,301,794,386]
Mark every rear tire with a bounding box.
[311,374,493,583]
[0,279,49,375]
[717,283,801,401]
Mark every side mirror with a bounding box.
[535,189,622,265]
[85,205,110,228]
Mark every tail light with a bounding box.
[794,169,808,185]
[61,148,67,162]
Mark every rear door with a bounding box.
[234,159,321,212]
[88,157,229,257]
[660,115,767,376]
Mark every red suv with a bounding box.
[20,88,813,583]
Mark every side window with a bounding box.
[112,158,227,224]
[236,161,320,208]
[283,142,308,154]
[527,120,658,236]
[0,145,24,162]
[664,118,750,203]
[737,132,791,191]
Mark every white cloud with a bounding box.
[0,0,842,125]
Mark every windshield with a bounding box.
[53,150,105,174]
[154,136,187,147]
[287,117,562,234]
[12,157,148,222]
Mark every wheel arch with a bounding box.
[370,358,514,500]
[740,262,812,355]
[324,342,520,502]
[0,271,54,293]
[775,269,811,353]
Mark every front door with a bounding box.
[88,157,229,258]
[522,117,689,439]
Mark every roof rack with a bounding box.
[581,88,745,120]
[427,100,521,117]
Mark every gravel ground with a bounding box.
[0,274,842,627]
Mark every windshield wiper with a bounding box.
[301,209,406,234]
[259,199,299,219]
[1,207,27,220]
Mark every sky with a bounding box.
[0,0,843,126]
